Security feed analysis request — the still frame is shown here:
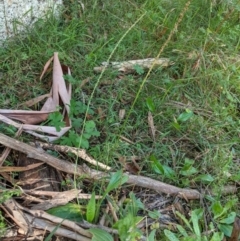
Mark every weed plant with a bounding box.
[0,0,240,240]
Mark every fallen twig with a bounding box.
[0,133,202,200]
[33,142,111,171]
[3,198,92,241]
[0,162,43,172]
[24,213,91,241]
[0,133,85,175]
[22,189,102,210]
[23,189,101,199]
[84,164,202,200]
[94,58,173,73]
[0,126,22,166]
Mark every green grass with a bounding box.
[0,0,240,240]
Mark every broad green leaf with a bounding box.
[134,64,144,75]
[70,99,93,116]
[164,229,180,241]
[106,171,125,192]
[113,214,143,241]
[89,228,114,241]
[64,74,78,84]
[162,165,176,178]
[48,112,65,132]
[148,210,161,219]
[93,130,100,137]
[210,232,224,241]
[105,170,128,194]
[182,237,196,241]
[191,210,201,237]
[60,130,78,147]
[77,136,89,149]
[177,110,193,122]
[176,225,188,237]
[222,199,237,214]
[226,92,236,103]
[72,117,83,129]
[86,192,96,223]
[175,211,193,232]
[180,166,197,176]
[192,208,203,219]
[83,133,92,139]
[128,192,144,215]
[219,212,236,224]
[194,174,214,183]
[150,155,175,178]
[217,224,232,237]
[146,97,155,112]
[182,158,194,167]
[201,236,208,241]
[46,203,84,222]
[85,120,96,132]
[150,154,164,175]
[172,121,181,130]
[147,229,156,241]
[211,201,223,218]
[180,158,197,176]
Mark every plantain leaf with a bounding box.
[89,228,114,241]
[146,97,155,112]
[177,109,193,122]
[194,174,214,183]
[105,170,128,194]
[147,229,156,241]
[86,192,96,223]
[176,224,188,237]
[175,211,193,232]
[191,210,201,238]
[46,203,84,222]
[164,229,180,241]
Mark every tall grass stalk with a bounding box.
[73,12,146,188]
[122,0,192,130]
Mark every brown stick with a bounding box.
[94,58,173,73]
[3,198,91,241]
[82,165,201,199]
[0,126,22,166]
[0,133,201,199]
[0,133,85,175]
[33,142,111,170]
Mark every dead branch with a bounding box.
[0,133,201,199]
[23,189,101,199]
[22,189,102,210]
[0,133,85,175]
[84,165,202,200]
[0,126,22,166]
[33,141,111,170]
[94,58,173,73]
[24,213,91,241]
[3,198,92,241]
[0,163,43,172]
